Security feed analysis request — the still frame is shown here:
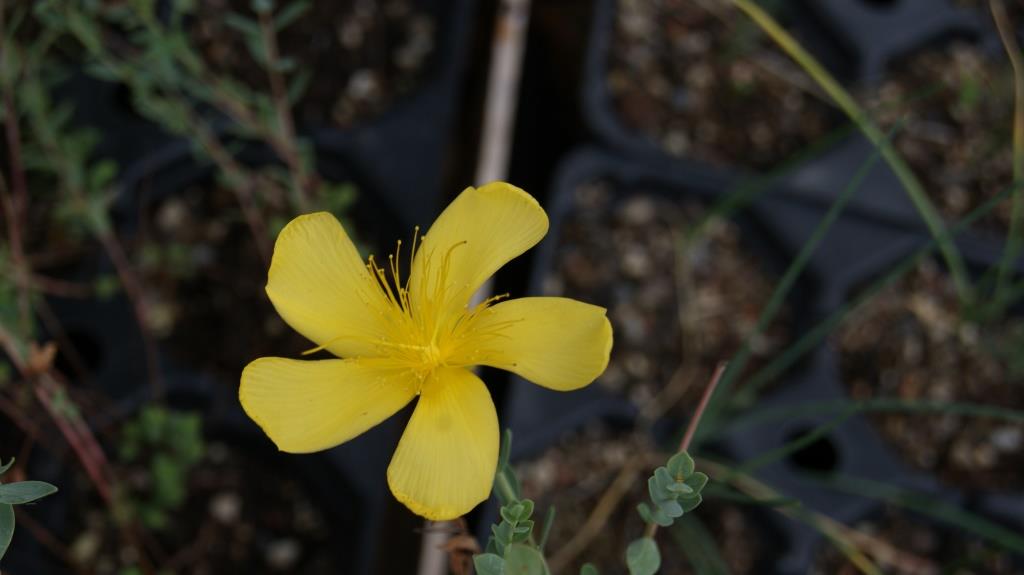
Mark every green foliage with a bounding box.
[474,553,505,575]
[117,407,204,530]
[490,499,535,553]
[504,544,551,575]
[477,431,552,575]
[0,458,59,562]
[580,564,599,575]
[0,481,59,504]
[625,537,661,575]
[636,452,707,528]
[0,502,13,564]
[474,544,551,575]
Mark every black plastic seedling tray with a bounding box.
[581,0,1015,235]
[487,146,1024,573]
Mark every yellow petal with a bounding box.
[453,297,613,391]
[266,212,392,359]
[409,182,548,319]
[240,357,417,453]
[387,367,498,520]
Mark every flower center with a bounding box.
[362,231,478,377]
[305,230,519,381]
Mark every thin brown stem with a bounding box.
[33,373,114,504]
[679,362,727,453]
[258,9,311,212]
[189,118,273,264]
[992,0,1024,307]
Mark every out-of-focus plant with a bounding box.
[37,0,360,263]
[117,406,204,530]
[0,458,59,562]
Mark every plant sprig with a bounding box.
[0,458,58,562]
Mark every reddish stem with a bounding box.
[679,362,728,453]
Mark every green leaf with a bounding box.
[0,503,12,561]
[250,0,273,13]
[654,468,686,493]
[626,537,661,575]
[224,13,259,37]
[580,564,599,575]
[501,503,522,524]
[474,553,505,575]
[492,521,514,548]
[648,476,669,504]
[666,452,695,479]
[0,458,13,476]
[679,494,703,513]
[684,472,708,493]
[0,481,58,504]
[513,520,534,537]
[286,68,312,103]
[274,0,309,30]
[504,544,550,575]
[88,160,118,192]
[637,502,673,527]
[654,498,683,519]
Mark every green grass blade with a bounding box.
[695,123,894,445]
[733,180,1024,405]
[702,483,801,508]
[731,406,858,476]
[722,398,1024,435]
[727,0,973,304]
[815,473,1024,554]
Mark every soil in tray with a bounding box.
[542,180,790,418]
[810,506,1024,575]
[837,259,1024,490]
[865,40,1016,234]
[517,425,785,575]
[191,0,436,128]
[608,0,841,170]
[129,177,368,384]
[63,439,346,574]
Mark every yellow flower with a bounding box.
[239,182,613,520]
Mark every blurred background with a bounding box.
[1,0,1023,574]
